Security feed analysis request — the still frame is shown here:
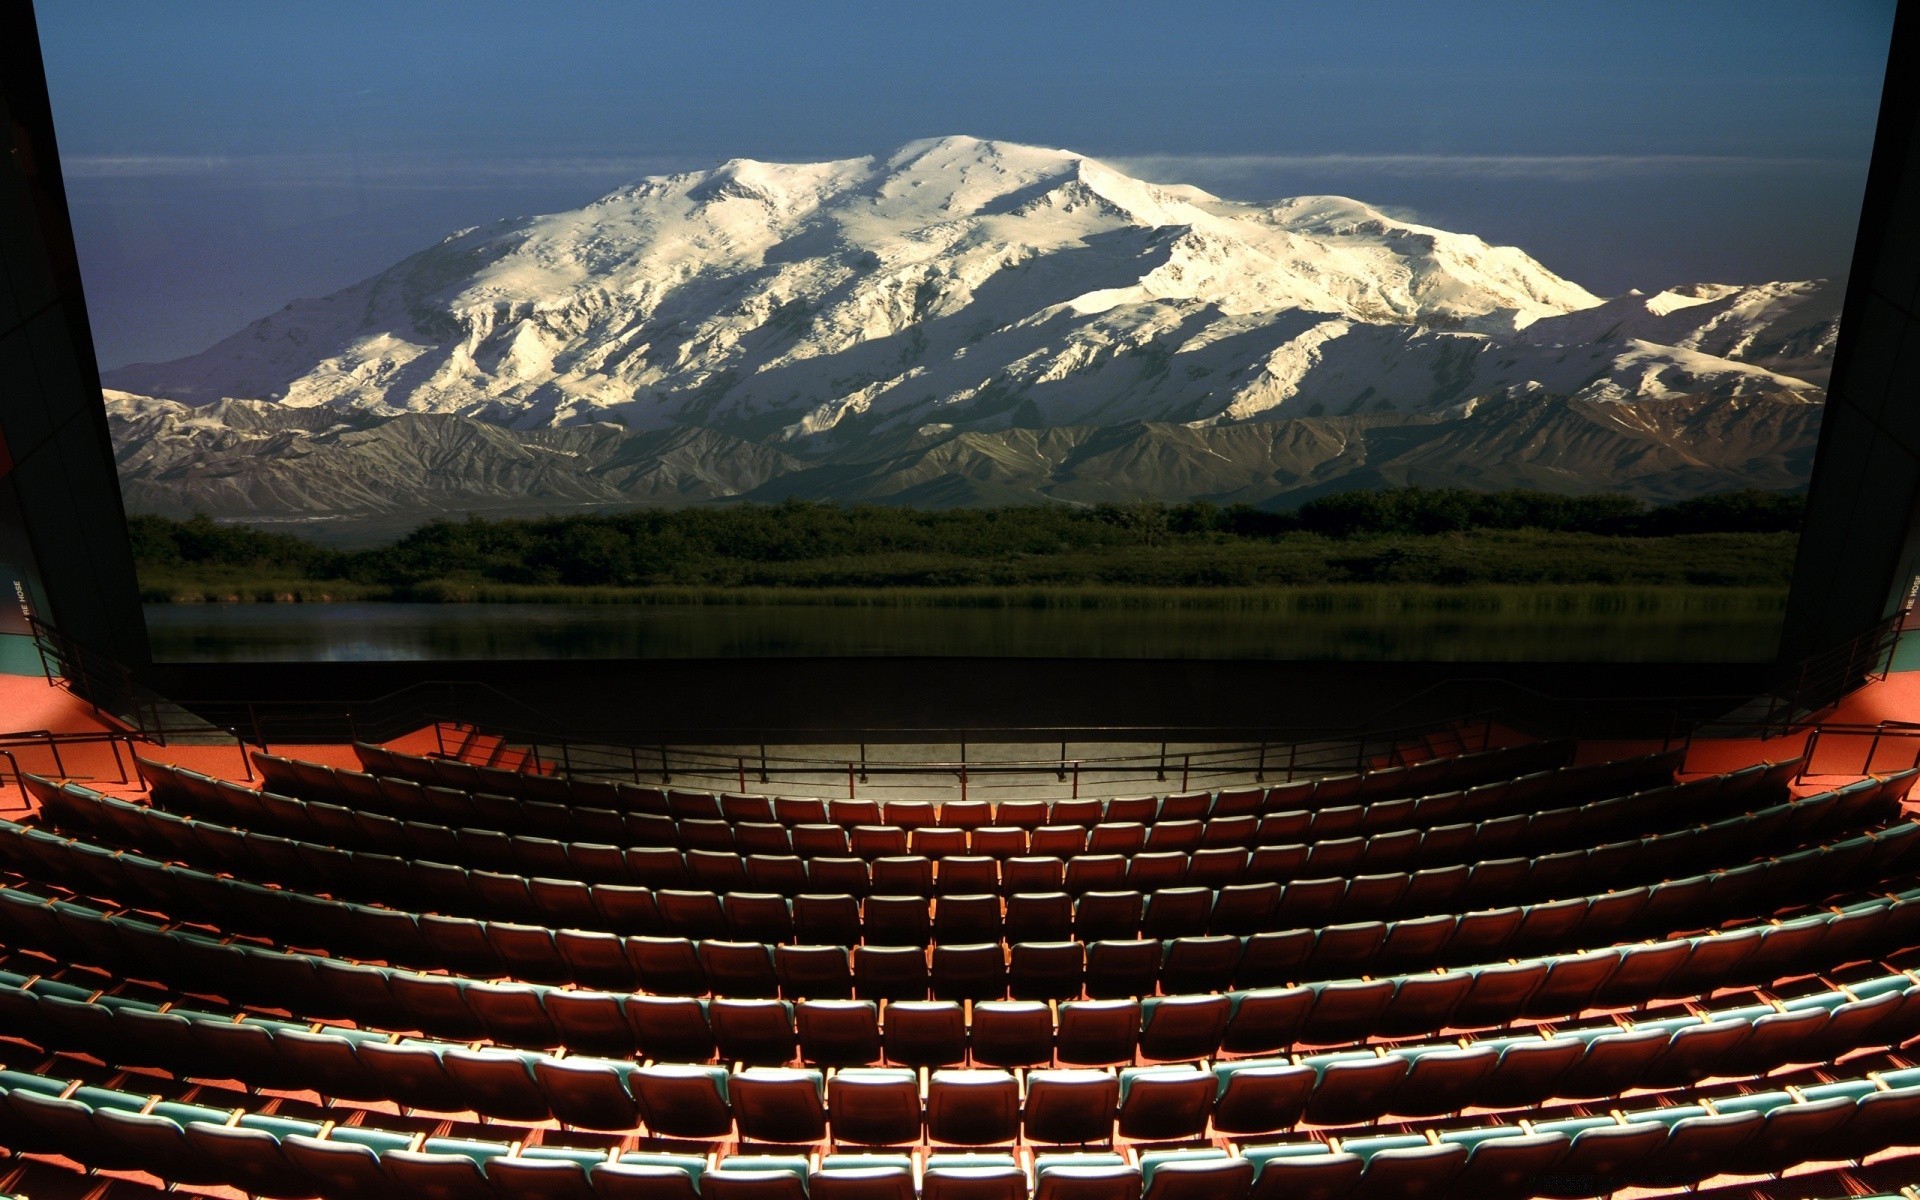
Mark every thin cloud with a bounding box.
[61,152,707,187]
[1108,152,1851,183]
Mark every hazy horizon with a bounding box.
[33,0,1897,368]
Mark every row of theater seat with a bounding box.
[3,1057,1919,1200]
[350,736,1580,824]
[26,774,1901,953]
[5,802,1915,996]
[0,874,1909,1059]
[136,756,1792,894]
[4,959,1914,1136]
[223,747,1701,863]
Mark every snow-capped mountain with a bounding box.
[102,136,1837,520]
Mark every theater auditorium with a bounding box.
[5,5,1920,1200]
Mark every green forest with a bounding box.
[129,488,1805,604]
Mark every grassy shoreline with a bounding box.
[139,580,1791,615]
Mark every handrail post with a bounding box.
[1255,741,1267,782]
[1286,740,1298,782]
[848,762,855,799]
[659,745,671,784]
[1057,741,1068,784]
[859,742,868,785]
[760,743,768,784]
[1071,761,1080,799]
[1180,753,1190,793]
[1157,742,1166,783]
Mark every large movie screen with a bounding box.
[36,2,1896,661]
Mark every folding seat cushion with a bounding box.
[885,1000,968,1067]
[592,1162,702,1200]
[357,1039,469,1112]
[1116,1067,1215,1140]
[1591,940,1689,1008]
[1007,892,1076,943]
[670,792,724,821]
[1272,878,1346,928]
[968,1000,1053,1068]
[1212,1061,1314,1135]
[1201,817,1259,849]
[464,980,563,1047]
[1139,994,1231,1062]
[1531,1121,1669,1199]
[680,850,751,891]
[1056,1000,1141,1066]
[1141,889,1213,940]
[934,895,1004,944]
[937,856,1000,895]
[776,796,830,824]
[865,895,933,945]
[1520,948,1618,1018]
[1632,1109,1764,1185]
[626,995,717,1062]
[1301,979,1398,1046]
[1662,927,1767,996]
[833,800,884,826]
[1442,1130,1571,1200]
[629,936,707,995]
[711,999,798,1065]
[1303,837,1365,880]
[1448,961,1548,1030]
[1161,936,1242,994]
[927,1070,1021,1145]
[724,794,778,823]
[1005,856,1066,892]
[913,828,969,860]
[726,893,797,944]
[485,921,566,983]
[1395,864,1470,916]
[1207,883,1276,936]
[810,1166,917,1200]
[657,890,730,940]
[702,1162,811,1200]
[795,825,854,857]
[532,1057,645,1131]
[1243,1146,1361,1200]
[1084,939,1161,1000]
[970,827,1028,859]
[623,848,687,889]
[1305,921,1388,975]
[777,943,856,1000]
[1219,987,1312,1056]
[933,943,1009,1001]
[1025,1069,1120,1144]
[1394,1045,1498,1118]
[556,928,643,989]
[529,877,603,929]
[1340,873,1408,919]
[1302,1053,1408,1125]
[1011,941,1086,1001]
[1445,906,1525,962]
[1031,826,1090,857]
[923,1164,1027,1200]
[1075,892,1144,943]
[854,826,912,858]
[994,800,1049,829]
[749,855,812,894]
[1345,1141,1466,1200]
[701,941,782,998]
[855,946,930,1000]
[282,1131,402,1200]
[1127,853,1188,892]
[1144,821,1204,855]
[1186,848,1251,890]
[885,802,937,831]
[1231,930,1314,990]
[829,1068,923,1144]
[1064,856,1129,895]
[1373,971,1472,1038]
[735,823,795,856]
[733,1068,828,1143]
[799,999,882,1065]
[794,893,863,946]
[442,1047,553,1121]
[185,1120,318,1197]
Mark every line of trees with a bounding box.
[127,488,1805,590]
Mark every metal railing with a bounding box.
[1798,722,1920,780]
[0,729,144,811]
[420,714,1499,799]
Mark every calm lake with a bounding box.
[143,598,1786,662]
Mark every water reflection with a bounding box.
[142,602,1784,663]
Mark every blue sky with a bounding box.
[34,0,1898,368]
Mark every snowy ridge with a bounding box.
[101,135,1834,515]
